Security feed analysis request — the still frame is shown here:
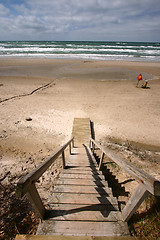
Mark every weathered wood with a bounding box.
[37,220,130,236]
[37,144,130,236]
[59,173,105,180]
[72,118,91,145]
[27,183,45,219]
[17,138,74,197]
[90,138,160,196]
[15,235,134,239]
[99,152,105,171]
[47,203,119,212]
[62,151,65,169]
[56,178,107,187]
[54,185,112,195]
[69,143,71,155]
[49,192,118,206]
[45,208,122,222]
[62,169,102,175]
[122,184,149,222]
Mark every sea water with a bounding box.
[0,41,160,62]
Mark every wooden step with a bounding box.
[44,208,122,222]
[56,178,107,187]
[37,220,130,236]
[46,203,119,212]
[49,192,118,206]
[16,235,133,240]
[63,169,102,175]
[53,185,113,195]
[59,173,105,180]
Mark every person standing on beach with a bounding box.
[136,73,142,87]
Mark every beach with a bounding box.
[0,57,160,238]
[0,58,160,178]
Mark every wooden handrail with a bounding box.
[16,137,74,219]
[89,138,160,221]
[90,138,160,196]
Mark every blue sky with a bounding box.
[0,0,160,42]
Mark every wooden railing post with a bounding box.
[92,143,95,153]
[62,151,65,169]
[72,138,74,148]
[122,184,149,222]
[27,183,45,219]
[99,152,105,171]
[69,143,71,155]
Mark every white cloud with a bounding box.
[0,0,160,41]
[0,3,10,16]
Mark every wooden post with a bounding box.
[99,152,105,171]
[72,138,74,148]
[62,151,65,169]
[69,143,71,155]
[92,143,95,153]
[27,183,45,219]
[122,184,149,222]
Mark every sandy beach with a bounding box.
[1,58,160,148]
[0,58,160,177]
[0,57,160,238]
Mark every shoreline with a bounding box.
[1,55,160,63]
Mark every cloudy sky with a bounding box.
[0,0,160,42]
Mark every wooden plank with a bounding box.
[36,220,130,236]
[63,169,102,175]
[15,235,134,240]
[49,192,118,206]
[27,183,45,219]
[122,184,149,222]
[45,209,122,222]
[56,178,107,187]
[62,151,65,169]
[72,118,91,144]
[90,138,160,196]
[47,203,119,212]
[59,173,105,180]
[99,152,105,171]
[54,185,112,195]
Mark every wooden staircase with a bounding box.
[36,118,130,237]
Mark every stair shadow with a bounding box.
[93,152,132,210]
[83,145,118,216]
[44,203,113,219]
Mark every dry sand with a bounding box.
[0,58,160,182]
[1,58,160,239]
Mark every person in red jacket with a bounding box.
[136,73,142,87]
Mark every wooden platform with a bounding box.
[36,145,130,236]
[72,118,91,145]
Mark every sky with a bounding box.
[0,0,160,42]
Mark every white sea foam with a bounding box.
[0,41,160,62]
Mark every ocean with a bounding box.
[0,41,160,62]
